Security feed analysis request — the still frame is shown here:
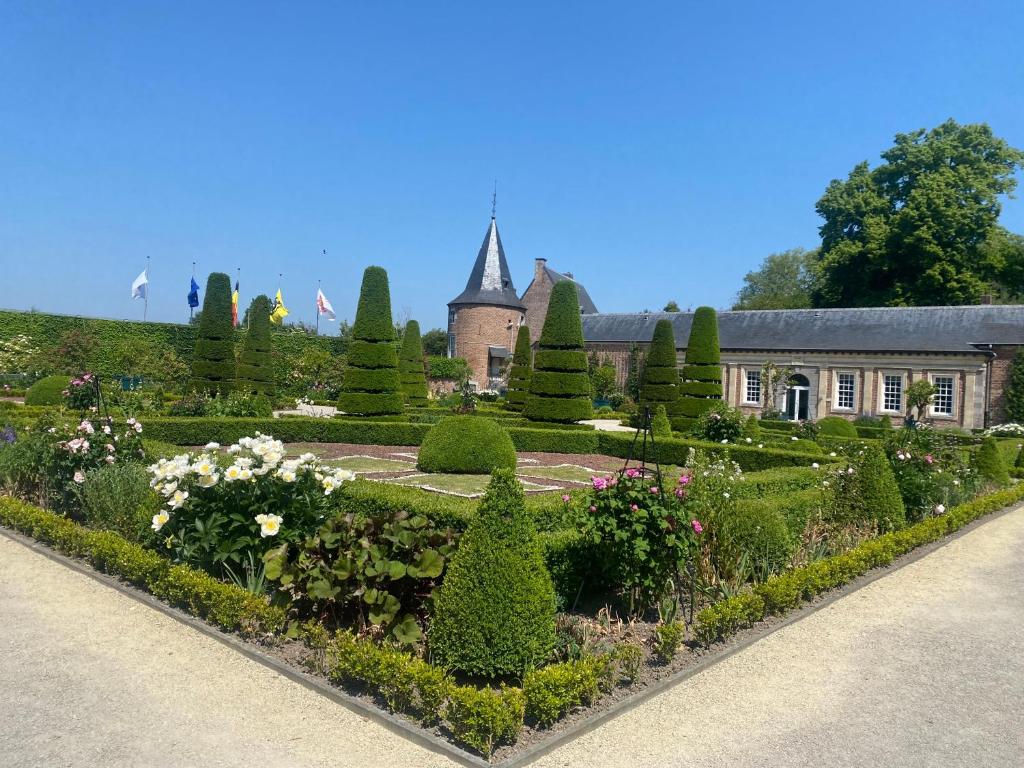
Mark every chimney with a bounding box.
[564,271,574,280]
[534,257,547,280]
[981,294,993,305]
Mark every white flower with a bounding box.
[322,477,337,495]
[757,443,764,448]
[255,513,283,538]
[103,425,111,435]
[935,504,946,515]
[723,492,731,499]
[169,489,189,509]
[812,463,820,469]
[953,479,960,486]
[151,511,170,531]
[105,455,115,464]
[847,467,855,475]
[161,481,178,497]
[721,439,729,444]
[204,442,221,450]
[791,436,798,441]
[133,422,143,434]
[224,465,243,482]
[263,451,283,467]
[745,437,752,444]
[73,471,85,484]
[240,468,253,481]
[198,473,219,488]
[277,469,296,483]
[227,444,242,454]
[822,480,830,487]
[829,452,837,457]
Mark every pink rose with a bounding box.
[73,471,85,484]
[678,474,692,486]
[675,488,686,498]
[589,505,597,513]
[691,519,703,534]
[649,486,659,494]
[625,468,640,479]
[591,476,608,491]
[924,454,934,464]
[562,494,571,503]
[630,504,639,512]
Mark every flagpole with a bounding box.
[316,279,320,336]
[144,256,150,321]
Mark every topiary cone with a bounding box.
[429,469,557,677]
[676,306,722,418]
[523,281,592,423]
[236,295,275,395]
[338,266,403,416]
[505,324,532,412]
[641,319,680,415]
[399,320,429,407]
[977,436,1010,485]
[189,272,236,394]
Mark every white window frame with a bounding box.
[834,371,856,411]
[880,372,904,414]
[929,373,956,418]
[743,369,761,405]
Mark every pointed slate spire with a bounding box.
[448,217,525,310]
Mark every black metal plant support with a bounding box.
[618,405,665,497]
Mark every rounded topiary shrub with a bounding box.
[676,306,722,418]
[417,416,517,474]
[338,266,404,416]
[429,469,557,677]
[976,436,1010,485]
[817,416,857,438]
[835,445,906,531]
[640,319,680,415]
[505,324,532,412]
[398,320,429,407]
[25,375,70,405]
[717,504,794,576]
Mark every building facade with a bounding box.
[582,306,1024,429]
[520,258,599,346]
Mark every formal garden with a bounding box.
[3,266,1024,760]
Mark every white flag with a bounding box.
[131,269,149,300]
[316,288,336,321]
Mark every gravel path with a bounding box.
[2,505,1023,767]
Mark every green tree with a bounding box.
[663,300,681,312]
[189,272,236,394]
[625,344,644,403]
[523,281,593,423]
[640,319,679,415]
[421,327,449,357]
[337,266,403,416]
[398,320,428,407]
[905,379,935,421]
[237,295,275,395]
[429,470,557,677]
[1003,349,1024,422]
[976,437,1010,485]
[733,248,818,310]
[815,120,1024,307]
[677,307,722,418]
[505,325,532,412]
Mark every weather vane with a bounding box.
[491,179,497,219]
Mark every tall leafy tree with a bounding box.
[337,266,403,416]
[505,324,532,412]
[733,248,818,310]
[398,320,429,407]
[236,295,275,395]
[524,281,593,423]
[421,327,449,357]
[815,120,1024,307]
[190,272,236,394]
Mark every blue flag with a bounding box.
[188,277,200,308]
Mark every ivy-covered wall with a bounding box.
[0,309,345,377]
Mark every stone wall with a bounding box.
[448,304,524,389]
[987,345,1018,424]
[520,259,552,346]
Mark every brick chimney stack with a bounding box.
[534,258,547,280]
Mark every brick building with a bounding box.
[582,306,1024,429]
[448,216,598,389]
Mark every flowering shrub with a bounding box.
[693,402,744,443]
[884,427,977,522]
[63,373,98,411]
[583,463,705,613]
[984,423,1024,437]
[147,433,355,574]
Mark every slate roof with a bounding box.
[581,305,1024,354]
[538,266,600,314]
[448,217,525,310]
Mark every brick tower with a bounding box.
[447,216,525,390]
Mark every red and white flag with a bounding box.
[316,288,336,321]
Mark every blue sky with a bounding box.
[1,1,1022,332]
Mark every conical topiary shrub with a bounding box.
[977,436,1010,485]
[236,295,274,395]
[429,469,557,677]
[505,324,532,412]
[837,445,906,531]
[676,306,722,418]
[190,272,236,394]
[640,319,680,417]
[399,320,428,407]
[523,282,593,423]
[337,267,403,416]
[651,404,672,439]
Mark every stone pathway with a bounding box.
[2,504,1023,767]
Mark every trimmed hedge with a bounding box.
[977,436,1010,484]
[524,281,592,424]
[417,417,517,474]
[338,266,403,416]
[0,497,285,635]
[676,306,722,418]
[25,375,69,405]
[190,272,237,394]
[640,320,679,414]
[505,325,532,412]
[398,320,429,407]
[596,431,827,471]
[732,466,826,499]
[816,416,858,438]
[236,295,274,395]
[141,416,431,446]
[695,483,1024,647]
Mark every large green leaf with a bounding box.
[391,613,422,644]
[408,548,444,579]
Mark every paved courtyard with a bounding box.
[2,505,1023,768]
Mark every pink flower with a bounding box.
[630,503,639,512]
[924,454,934,465]
[691,519,703,534]
[675,488,686,498]
[625,468,640,479]
[589,505,597,513]
[678,474,692,486]
[73,471,85,484]
[649,486,659,494]
[562,494,571,503]
[591,476,608,491]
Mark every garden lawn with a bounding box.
[382,473,559,497]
